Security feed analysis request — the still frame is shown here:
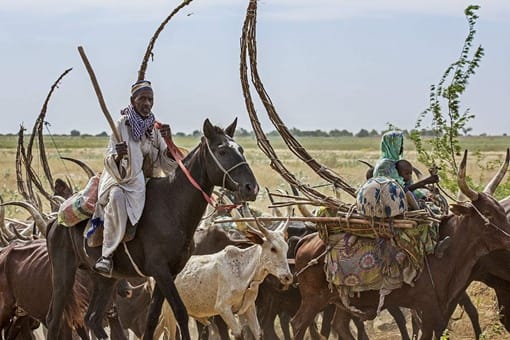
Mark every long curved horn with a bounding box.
[458,150,478,201]
[9,223,31,241]
[0,196,16,239]
[483,148,510,195]
[0,201,48,235]
[60,157,96,178]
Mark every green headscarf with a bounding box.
[380,131,404,161]
[372,131,405,187]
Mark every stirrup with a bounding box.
[94,256,113,276]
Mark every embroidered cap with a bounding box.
[131,80,153,97]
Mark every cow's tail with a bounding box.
[63,277,89,329]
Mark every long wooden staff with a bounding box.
[77,46,122,144]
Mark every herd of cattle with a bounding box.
[1,134,510,340]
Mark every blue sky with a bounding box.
[1,0,509,135]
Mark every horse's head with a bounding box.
[202,118,258,202]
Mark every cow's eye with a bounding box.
[271,247,277,253]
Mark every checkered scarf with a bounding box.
[121,105,155,141]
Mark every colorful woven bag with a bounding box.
[57,175,99,227]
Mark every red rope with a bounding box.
[154,121,238,212]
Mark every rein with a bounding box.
[154,121,242,212]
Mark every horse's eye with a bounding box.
[217,146,227,156]
[271,247,277,253]
[239,146,244,154]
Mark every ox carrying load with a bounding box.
[314,176,442,314]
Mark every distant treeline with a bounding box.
[0,128,504,138]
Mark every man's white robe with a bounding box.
[93,115,176,257]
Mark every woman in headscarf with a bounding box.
[373,131,406,187]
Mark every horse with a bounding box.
[46,118,259,340]
[291,150,510,340]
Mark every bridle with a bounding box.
[204,137,249,191]
[156,122,247,212]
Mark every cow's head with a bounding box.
[449,149,510,253]
[246,220,293,286]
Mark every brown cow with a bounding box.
[291,150,510,340]
[0,239,88,339]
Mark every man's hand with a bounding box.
[115,141,128,159]
[159,124,171,138]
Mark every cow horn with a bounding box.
[458,150,479,201]
[240,204,268,238]
[61,157,96,178]
[0,195,17,240]
[290,185,313,217]
[220,192,259,234]
[9,223,31,241]
[276,217,290,234]
[0,201,48,235]
[266,187,283,217]
[483,148,510,195]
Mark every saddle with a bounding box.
[86,221,138,248]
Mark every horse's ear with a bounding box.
[225,118,238,138]
[203,118,214,139]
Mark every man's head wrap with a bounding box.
[131,80,153,97]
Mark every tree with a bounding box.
[70,129,80,136]
[410,5,484,194]
[355,129,370,138]
[96,131,108,137]
[369,129,379,137]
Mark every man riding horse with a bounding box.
[94,80,177,275]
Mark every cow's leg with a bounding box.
[320,304,335,338]
[217,306,242,339]
[388,306,411,340]
[331,307,356,340]
[144,277,190,340]
[240,304,262,339]
[85,276,117,340]
[46,258,77,339]
[291,293,329,340]
[494,286,510,331]
[455,292,480,339]
[418,311,444,340]
[352,317,369,340]
[278,313,292,340]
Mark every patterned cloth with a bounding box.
[121,105,155,142]
[316,205,438,313]
[58,176,100,227]
[356,177,407,218]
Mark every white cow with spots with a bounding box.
[158,221,292,339]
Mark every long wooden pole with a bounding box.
[214,216,418,229]
[77,46,122,143]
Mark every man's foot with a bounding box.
[435,236,452,259]
[94,256,113,275]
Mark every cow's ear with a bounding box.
[245,230,264,245]
[450,203,472,216]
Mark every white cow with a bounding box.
[157,221,293,339]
